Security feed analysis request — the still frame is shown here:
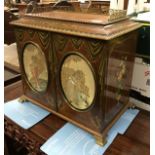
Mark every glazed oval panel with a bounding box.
[23,43,48,92]
[61,54,96,111]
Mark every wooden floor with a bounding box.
[4,81,150,155]
[105,111,150,155]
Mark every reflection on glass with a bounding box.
[61,54,95,110]
[23,43,48,92]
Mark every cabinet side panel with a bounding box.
[105,31,138,121]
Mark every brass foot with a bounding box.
[129,102,136,109]
[18,96,28,103]
[94,135,107,146]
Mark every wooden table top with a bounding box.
[4,81,150,155]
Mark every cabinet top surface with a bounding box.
[27,10,110,25]
[11,8,142,40]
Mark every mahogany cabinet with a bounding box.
[11,6,141,145]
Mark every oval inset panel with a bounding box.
[23,43,48,92]
[61,54,96,110]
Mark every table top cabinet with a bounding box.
[11,5,141,145]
